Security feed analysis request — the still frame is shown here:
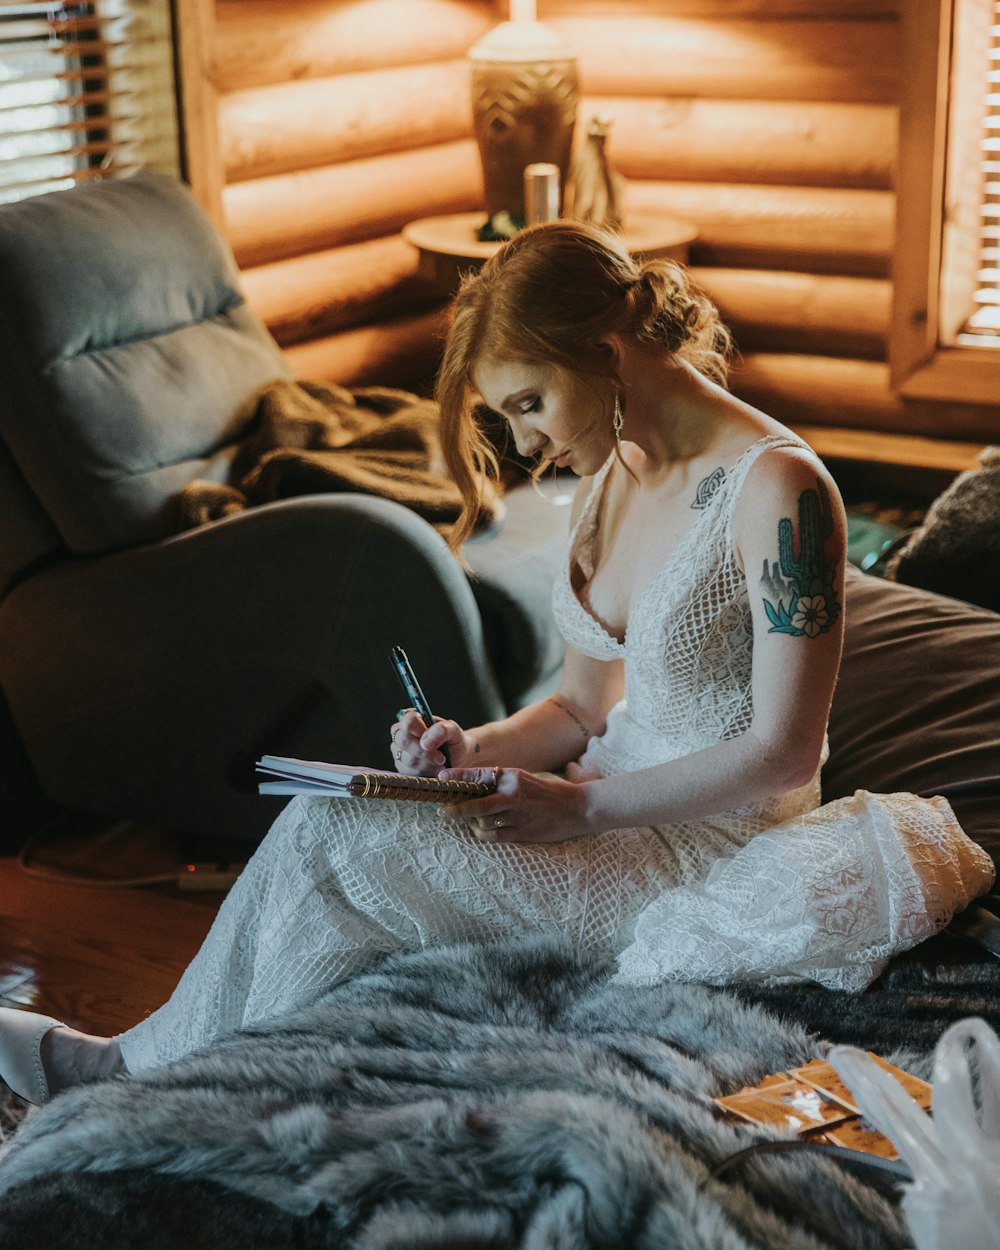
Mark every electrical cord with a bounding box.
[16,814,242,890]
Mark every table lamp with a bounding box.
[468,0,578,223]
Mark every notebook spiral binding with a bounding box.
[349,774,495,802]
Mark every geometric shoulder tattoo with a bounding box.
[690,466,726,510]
[759,477,841,638]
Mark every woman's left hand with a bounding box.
[438,766,595,844]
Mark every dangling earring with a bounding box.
[612,393,624,445]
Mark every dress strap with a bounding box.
[566,453,615,578]
[716,434,818,525]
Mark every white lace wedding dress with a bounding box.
[118,435,994,1074]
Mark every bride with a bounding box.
[1,222,991,1105]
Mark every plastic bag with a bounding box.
[830,1017,1000,1250]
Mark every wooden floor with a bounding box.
[0,842,228,1037]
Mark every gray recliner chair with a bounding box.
[0,173,568,843]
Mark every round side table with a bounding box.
[403,211,698,290]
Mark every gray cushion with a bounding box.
[0,172,290,553]
[825,566,1000,869]
[884,449,1000,614]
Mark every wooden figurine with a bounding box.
[570,114,626,230]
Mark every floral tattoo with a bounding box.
[760,478,841,638]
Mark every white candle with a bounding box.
[524,163,560,225]
[509,0,536,23]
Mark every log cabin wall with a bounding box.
[174,0,999,479]
[175,0,495,388]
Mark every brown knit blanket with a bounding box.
[178,379,504,533]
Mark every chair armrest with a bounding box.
[0,495,505,841]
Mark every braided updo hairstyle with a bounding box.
[437,220,732,547]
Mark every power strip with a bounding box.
[175,862,245,891]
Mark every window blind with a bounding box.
[0,0,179,205]
[958,0,1000,344]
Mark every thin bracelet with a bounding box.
[547,695,591,739]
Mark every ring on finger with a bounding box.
[494,816,505,829]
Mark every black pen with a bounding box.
[389,645,450,767]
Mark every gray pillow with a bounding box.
[884,447,1000,613]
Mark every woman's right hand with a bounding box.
[390,710,476,776]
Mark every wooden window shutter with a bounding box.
[944,0,1000,345]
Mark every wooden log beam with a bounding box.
[794,424,986,474]
[626,181,894,277]
[583,97,895,190]
[539,2,899,17]
[214,0,495,92]
[732,353,900,427]
[282,307,449,389]
[240,235,441,346]
[547,14,899,102]
[690,268,890,360]
[221,60,474,183]
[224,140,484,269]
[731,352,1000,442]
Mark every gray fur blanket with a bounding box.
[0,937,944,1249]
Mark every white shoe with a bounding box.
[0,1006,65,1104]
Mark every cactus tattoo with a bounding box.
[760,478,840,637]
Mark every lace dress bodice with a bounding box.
[552,436,824,866]
[553,435,780,751]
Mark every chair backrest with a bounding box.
[0,172,290,582]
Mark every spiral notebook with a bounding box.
[256,755,496,803]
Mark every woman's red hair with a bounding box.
[436,221,731,550]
